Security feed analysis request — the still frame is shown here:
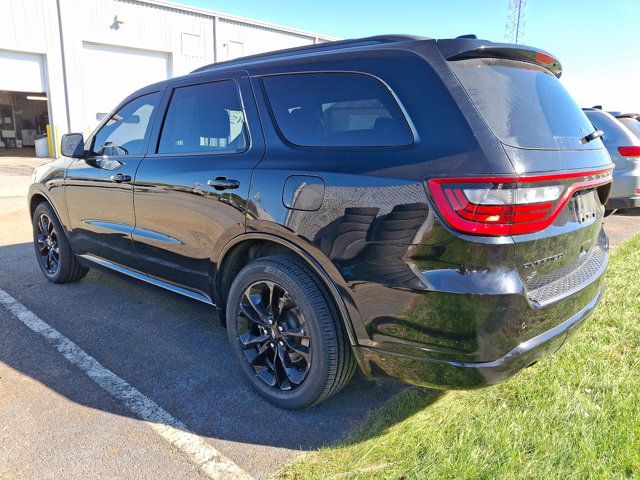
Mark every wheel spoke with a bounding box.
[37,216,47,235]
[270,347,281,387]
[239,330,269,349]
[249,342,272,365]
[240,292,268,327]
[266,282,276,316]
[41,216,51,235]
[267,282,284,318]
[272,346,292,391]
[36,235,48,253]
[277,295,296,319]
[284,340,311,361]
[277,344,304,385]
[255,366,276,387]
[282,326,306,338]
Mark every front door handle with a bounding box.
[109,173,132,183]
[207,177,240,190]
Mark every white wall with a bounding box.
[216,18,319,61]
[0,0,333,154]
[0,0,68,156]
[58,0,215,133]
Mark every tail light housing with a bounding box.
[427,169,613,236]
[618,146,640,157]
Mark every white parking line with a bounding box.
[0,288,252,480]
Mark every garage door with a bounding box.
[81,43,170,130]
[0,50,46,93]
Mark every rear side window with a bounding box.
[158,80,247,154]
[262,72,413,147]
[449,58,597,150]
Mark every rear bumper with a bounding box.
[607,164,640,210]
[354,285,602,389]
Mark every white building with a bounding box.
[0,0,333,157]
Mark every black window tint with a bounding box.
[158,80,247,154]
[92,92,159,156]
[263,73,413,147]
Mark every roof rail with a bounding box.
[191,34,428,73]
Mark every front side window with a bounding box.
[263,72,413,147]
[158,80,247,154]
[92,92,159,156]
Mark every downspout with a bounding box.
[55,0,72,135]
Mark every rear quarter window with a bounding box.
[262,72,413,147]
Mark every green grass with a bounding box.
[280,235,640,480]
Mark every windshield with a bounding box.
[448,58,599,150]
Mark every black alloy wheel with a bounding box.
[32,202,88,283]
[35,212,59,275]
[237,280,312,390]
[226,255,355,409]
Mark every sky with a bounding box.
[171,0,639,113]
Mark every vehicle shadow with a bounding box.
[0,241,442,456]
[616,207,640,216]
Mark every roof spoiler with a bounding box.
[615,112,639,119]
[437,39,563,78]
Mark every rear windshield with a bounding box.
[617,117,640,141]
[584,111,640,148]
[448,58,597,150]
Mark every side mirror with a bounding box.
[61,133,85,158]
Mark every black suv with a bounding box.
[30,35,613,409]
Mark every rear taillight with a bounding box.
[428,169,613,236]
[618,146,640,157]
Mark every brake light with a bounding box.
[618,146,640,157]
[428,169,613,236]
[534,51,557,66]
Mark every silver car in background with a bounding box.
[583,108,640,214]
[612,112,640,140]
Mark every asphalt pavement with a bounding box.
[0,157,409,479]
[1,156,639,479]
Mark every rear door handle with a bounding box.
[109,173,132,183]
[207,178,240,190]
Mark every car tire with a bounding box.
[226,255,355,409]
[32,202,88,283]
